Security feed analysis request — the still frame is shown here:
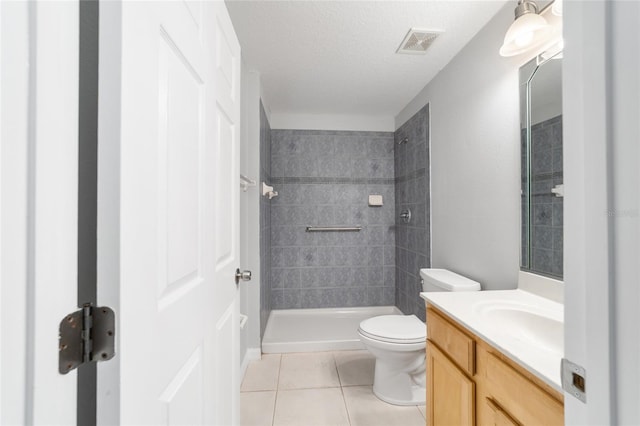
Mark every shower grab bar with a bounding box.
[305,226,362,232]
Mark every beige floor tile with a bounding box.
[278,352,340,390]
[240,391,276,426]
[417,405,426,419]
[241,354,282,392]
[343,386,425,426]
[273,388,350,426]
[334,350,375,386]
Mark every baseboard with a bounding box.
[240,347,262,381]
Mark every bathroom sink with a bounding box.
[423,289,565,391]
[472,300,563,356]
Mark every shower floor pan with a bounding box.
[262,306,402,353]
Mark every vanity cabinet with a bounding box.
[426,305,564,426]
[427,342,475,426]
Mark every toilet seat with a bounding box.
[358,315,426,344]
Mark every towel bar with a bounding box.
[305,226,362,232]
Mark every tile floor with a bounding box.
[240,351,426,426]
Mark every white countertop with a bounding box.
[421,289,564,393]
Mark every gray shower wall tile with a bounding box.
[532,248,554,276]
[298,247,317,267]
[368,138,395,159]
[271,155,288,177]
[270,184,306,206]
[367,267,384,287]
[368,204,395,225]
[272,268,301,290]
[394,104,431,318]
[552,203,563,226]
[528,114,563,279]
[532,226,553,249]
[552,227,563,252]
[300,268,330,288]
[552,250,563,276]
[332,184,362,204]
[340,267,369,288]
[271,226,295,247]
[366,226,385,246]
[367,247,384,266]
[384,226,396,246]
[340,288,368,307]
[268,129,396,309]
[283,290,302,309]
[384,268,396,287]
[384,245,396,266]
[298,289,332,309]
[533,203,553,226]
[367,287,386,306]
[271,289,284,309]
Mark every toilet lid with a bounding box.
[358,315,426,344]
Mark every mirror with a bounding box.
[520,50,563,279]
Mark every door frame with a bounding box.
[563,0,640,424]
[95,1,122,423]
[1,1,80,424]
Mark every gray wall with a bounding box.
[269,130,396,309]
[259,102,272,338]
[395,3,523,290]
[394,105,430,321]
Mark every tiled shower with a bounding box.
[259,103,431,334]
[269,129,396,310]
[394,105,430,321]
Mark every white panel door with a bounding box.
[97,1,241,425]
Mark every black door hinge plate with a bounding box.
[59,304,115,374]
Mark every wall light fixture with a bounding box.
[499,0,554,57]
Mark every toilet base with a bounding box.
[371,357,426,406]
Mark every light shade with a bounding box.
[499,12,553,57]
[552,0,563,16]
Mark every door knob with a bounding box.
[235,268,252,284]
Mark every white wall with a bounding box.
[270,112,394,132]
[396,3,531,290]
[239,65,264,376]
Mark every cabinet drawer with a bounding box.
[485,398,520,426]
[427,308,475,376]
[485,352,563,426]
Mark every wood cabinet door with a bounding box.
[427,340,475,426]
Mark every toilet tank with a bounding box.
[419,268,481,292]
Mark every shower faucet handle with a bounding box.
[235,268,252,284]
[400,209,412,223]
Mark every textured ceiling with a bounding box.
[226,1,509,117]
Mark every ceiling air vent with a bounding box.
[396,28,443,55]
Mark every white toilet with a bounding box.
[358,268,481,405]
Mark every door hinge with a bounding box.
[58,304,115,374]
[561,358,586,403]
